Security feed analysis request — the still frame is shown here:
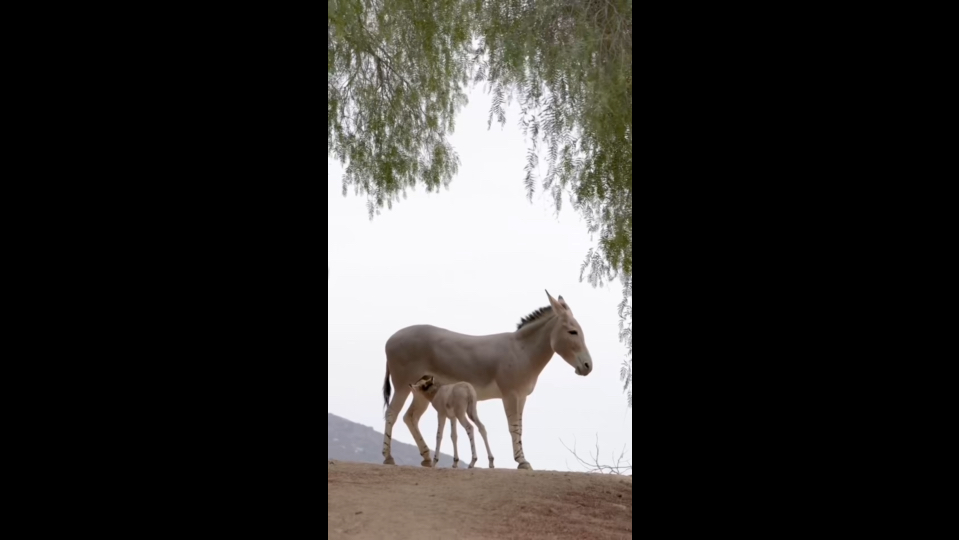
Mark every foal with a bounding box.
[410,376,495,469]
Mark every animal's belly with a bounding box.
[472,382,502,401]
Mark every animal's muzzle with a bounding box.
[575,355,593,376]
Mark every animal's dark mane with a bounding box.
[516,306,554,330]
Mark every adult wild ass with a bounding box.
[382,291,593,470]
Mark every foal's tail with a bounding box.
[382,366,392,411]
[466,388,479,424]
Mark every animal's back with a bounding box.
[385,325,509,396]
[385,324,510,362]
[385,325,435,364]
[449,381,477,395]
[435,382,477,415]
[448,382,476,407]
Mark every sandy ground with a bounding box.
[328,460,632,539]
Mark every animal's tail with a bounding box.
[382,365,392,411]
[466,388,479,424]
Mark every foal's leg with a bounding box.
[382,384,411,465]
[449,417,460,468]
[468,410,495,468]
[403,391,433,467]
[502,393,532,470]
[456,410,478,469]
[433,414,446,467]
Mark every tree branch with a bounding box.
[560,434,631,475]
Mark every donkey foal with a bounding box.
[410,376,495,469]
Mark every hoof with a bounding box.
[468,462,476,469]
[383,457,396,465]
[420,459,433,468]
[517,462,533,470]
[489,460,495,469]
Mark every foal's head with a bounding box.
[410,375,438,396]
[545,290,593,376]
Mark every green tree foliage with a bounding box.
[328,0,632,405]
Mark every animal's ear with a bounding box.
[546,290,565,313]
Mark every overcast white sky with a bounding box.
[328,88,632,473]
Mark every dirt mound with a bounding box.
[328,460,632,539]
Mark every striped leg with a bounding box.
[403,392,433,467]
[503,393,532,470]
[382,384,411,465]
[449,418,461,468]
[433,415,446,467]
[456,411,478,468]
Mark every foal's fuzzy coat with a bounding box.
[410,376,495,469]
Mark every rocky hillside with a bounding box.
[328,413,453,466]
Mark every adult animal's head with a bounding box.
[545,290,593,376]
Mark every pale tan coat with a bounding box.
[382,291,593,470]
[411,377,494,469]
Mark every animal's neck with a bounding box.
[515,314,558,375]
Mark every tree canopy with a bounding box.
[329,0,632,406]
